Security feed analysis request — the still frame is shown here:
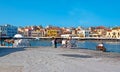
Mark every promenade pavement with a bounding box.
[0,47,120,72]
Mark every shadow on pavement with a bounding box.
[0,48,25,57]
[60,54,92,58]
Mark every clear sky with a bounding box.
[0,0,120,27]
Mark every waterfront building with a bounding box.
[18,27,32,37]
[89,26,108,38]
[40,29,46,37]
[61,27,77,35]
[24,28,32,37]
[18,26,45,37]
[76,26,90,37]
[0,24,18,38]
[61,27,72,34]
[88,27,96,32]
[77,29,90,37]
[18,27,24,35]
[95,26,107,37]
[106,28,120,38]
[72,29,77,35]
[76,26,84,31]
[31,29,45,37]
[46,27,62,37]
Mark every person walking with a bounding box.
[52,37,57,48]
[61,39,67,48]
[66,36,72,48]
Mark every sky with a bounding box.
[0,0,120,27]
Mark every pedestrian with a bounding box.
[66,36,72,48]
[61,39,67,48]
[52,37,57,48]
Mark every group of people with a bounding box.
[61,37,77,48]
[51,36,77,48]
[51,37,106,52]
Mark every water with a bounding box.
[77,41,120,53]
[1,39,120,53]
[30,40,61,47]
[30,40,120,53]
[30,40,52,47]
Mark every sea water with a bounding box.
[30,40,120,53]
[1,39,120,53]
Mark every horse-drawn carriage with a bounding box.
[96,43,106,52]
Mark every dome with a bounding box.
[14,34,23,38]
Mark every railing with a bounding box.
[1,36,120,41]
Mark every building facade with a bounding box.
[106,28,120,38]
[46,28,61,37]
[31,29,45,37]
[77,30,90,37]
[0,24,18,37]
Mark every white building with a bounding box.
[0,24,18,37]
[77,30,90,37]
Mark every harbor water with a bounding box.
[30,39,120,53]
[1,39,120,53]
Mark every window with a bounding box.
[118,33,120,35]
[112,32,116,35]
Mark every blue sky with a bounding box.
[0,0,120,27]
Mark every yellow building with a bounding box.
[106,28,120,38]
[46,28,61,37]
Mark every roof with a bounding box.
[96,26,105,29]
[46,27,61,30]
